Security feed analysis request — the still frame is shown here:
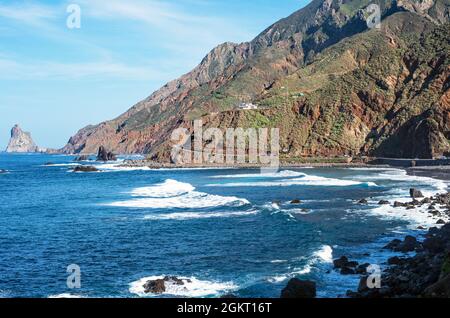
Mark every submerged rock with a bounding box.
[71,166,99,173]
[290,199,301,204]
[0,169,7,174]
[280,278,316,298]
[378,200,390,205]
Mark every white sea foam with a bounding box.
[211,170,306,179]
[352,169,448,194]
[48,293,84,298]
[143,210,258,221]
[43,163,79,167]
[129,276,236,297]
[107,179,250,209]
[94,163,152,172]
[208,173,377,187]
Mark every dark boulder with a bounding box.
[74,155,89,162]
[394,201,405,208]
[384,236,420,253]
[280,278,316,298]
[144,279,167,294]
[96,146,117,162]
[290,199,301,204]
[71,166,99,173]
[388,256,406,266]
[410,188,424,199]
[423,237,445,254]
[378,200,390,205]
[333,256,349,269]
[358,199,368,204]
[384,239,402,250]
[341,267,356,275]
[436,219,446,225]
[356,263,371,275]
[143,276,187,294]
[395,236,421,253]
[423,274,450,298]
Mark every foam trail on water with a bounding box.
[143,210,258,221]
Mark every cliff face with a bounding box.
[61,0,450,159]
[5,125,39,153]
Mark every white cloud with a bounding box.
[0,57,167,81]
[0,2,58,27]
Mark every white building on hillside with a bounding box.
[238,102,258,110]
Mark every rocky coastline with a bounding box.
[281,189,450,298]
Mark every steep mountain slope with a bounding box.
[62,0,450,160]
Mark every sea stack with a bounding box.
[5,124,40,153]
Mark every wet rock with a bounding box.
[346,261,359,268]
[396,236,421,253]
[388,256,406,266]
[341,267,356,275]
[290,199,301,204]
[384,239,402,250]
[385,236,420,253]
[280,278,316,298]
[74,155,89,162]
[358,199,368,204]
[333,256,349,269]
[422,198,432,204]
[424,274,450,298]
[410,188,424,199]
[394,201,406,208]
[423,237,445,253]
[144,279,166,294]
[378,200,390,205]
[436,219,446,225]
[143,276,187,294]
[71,166,99,173]
[356,263,371,275]
[96,146,117,162]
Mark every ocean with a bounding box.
[0,153,448,298]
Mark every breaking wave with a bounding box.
[106,179,250,209]
[129,276,236,297]
[268,245,333,283]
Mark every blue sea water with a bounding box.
[0,153,448,298]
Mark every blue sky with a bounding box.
[0,0,309,149]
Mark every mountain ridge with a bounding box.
[61,0,450,160]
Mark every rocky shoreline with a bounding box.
[281,190,450,298]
